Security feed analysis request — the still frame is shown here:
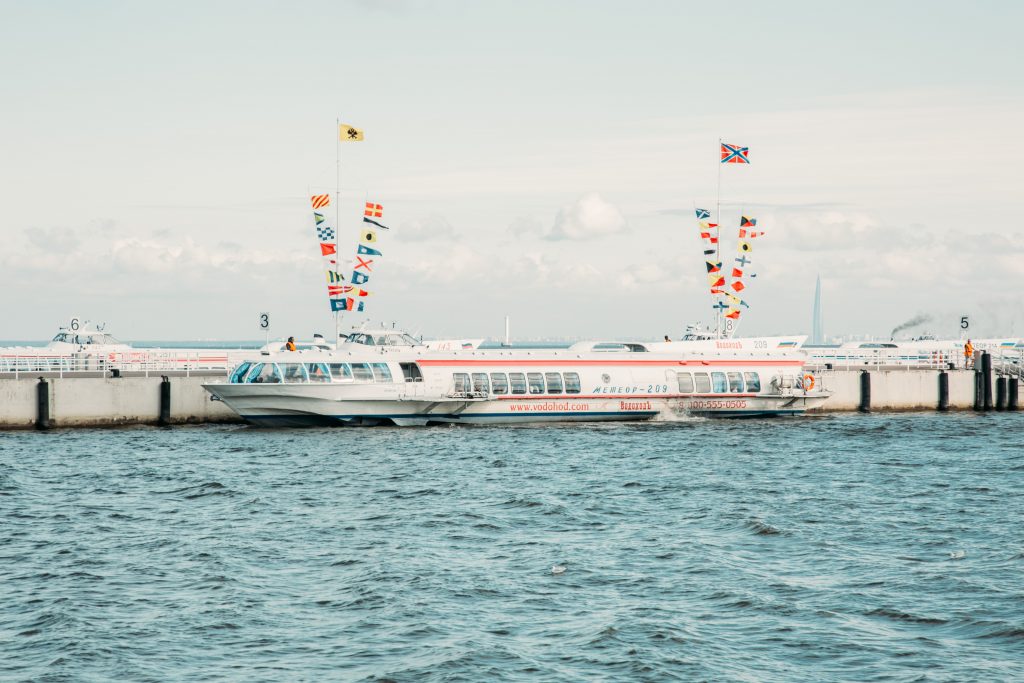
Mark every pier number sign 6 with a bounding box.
[258,312,271,332]
[960,316,969,330]
[69,317,81,332]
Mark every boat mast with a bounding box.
[334,117,342,345]
[715,136,723,339]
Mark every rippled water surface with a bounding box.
[2,413,1023,681]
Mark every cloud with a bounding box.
[25,226,79,254]
[395,214,457,242]
[617,262,674,289]
[508,216,543,238]
[546,193,628,241]
[2,228,313,282]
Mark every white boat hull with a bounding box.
[205,384,829,427]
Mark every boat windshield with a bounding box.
[344,332,420,347]
[51,332,122,345]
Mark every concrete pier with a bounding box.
[810,368,1012,412]
[0,374,239,429]
[0,368,1017,428]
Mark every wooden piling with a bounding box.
[159,376,172,426]
[36,378,50,430]
[937,371,949,411]
[858,370,871,413]
[981,353,993,410]
[1009,378,1019,411]
[995,377,1007,411]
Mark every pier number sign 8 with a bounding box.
[258,312,271,332]
[961,316,969,330]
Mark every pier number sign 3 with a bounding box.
[258,312,271,332]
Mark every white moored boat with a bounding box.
[203,331,829,427]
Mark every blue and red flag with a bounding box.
[721,143,750,164]
[331,298,365,312]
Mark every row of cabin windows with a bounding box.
[677,371,761,394]
[231,361,393,384]
[452,372,582,395]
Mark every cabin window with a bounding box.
[509,372,527,394]
[351,363,374,382]
[400,362,423,382]
[247,363,282,384]
[677,372,694,393]
[453,373,470,393]
[545,372,563,394]
[280,363,309,383]
[329,363,352,380]
[564,372,581,394]
[711,372,728,393]
[245,363,264,382]
[727,372,744,393]
[693,372,711,393]
[370,363,393,382]
[744,372,761,393]
[306,363,331,383]
[527,372,545,394]
[472,372,490,393]
[230,362,252,384]
[490,373,508,394]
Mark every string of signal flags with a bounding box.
[309,123,390,313]
[694,141,765,333]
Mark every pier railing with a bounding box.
[805,347,1024,373]
[0,351,238,378]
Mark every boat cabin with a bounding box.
[343,331,422,347]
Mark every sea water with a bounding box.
[2,413,1023,681]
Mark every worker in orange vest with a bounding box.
[964,339,974,369]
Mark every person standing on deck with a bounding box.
[964,339,974,369]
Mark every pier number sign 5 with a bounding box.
[961,316,969,330]
[258,312,271,332]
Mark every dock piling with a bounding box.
[973,371,983,411]
[1009,378,1019,411]
[981,353,993,410]
[159,376,172,426]
[858,370,871,413]
[36,378,50,430]
[937,371,949,411]
[995,377,1008,411]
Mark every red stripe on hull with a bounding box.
[494,393,761,400]
[416,359,802,367]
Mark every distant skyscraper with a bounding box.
[811,274,824,344]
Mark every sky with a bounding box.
[1,0,1022,341]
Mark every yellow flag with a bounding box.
[339,124,364,142]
